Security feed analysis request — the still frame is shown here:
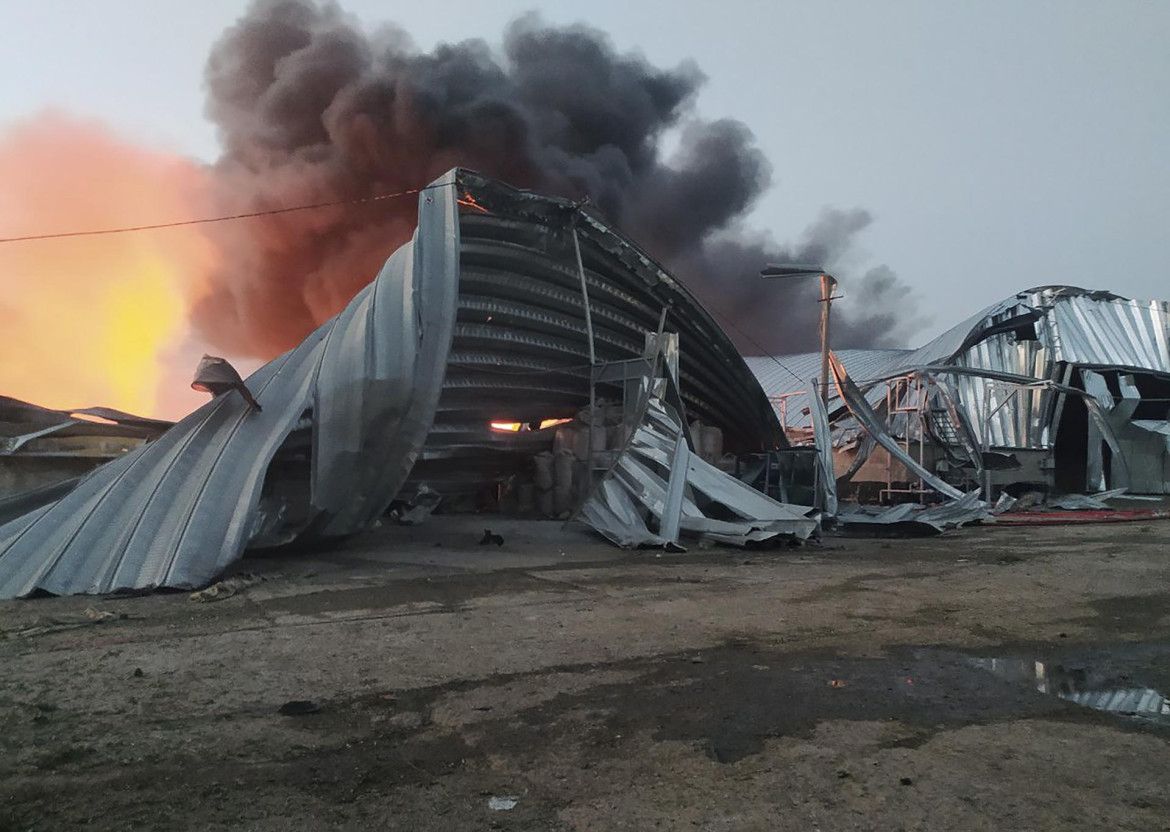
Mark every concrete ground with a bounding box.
[2,517,1169,831]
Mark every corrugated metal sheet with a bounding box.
[744,349,910,429]
[580,393,817,548]
[837,490,988,533]
[807,381,838,515]
[1045,292,1170,372]
[0,171,463,599]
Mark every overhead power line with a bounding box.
[0,181,455,244]
[0,175,807,398]
[702,300,807,387]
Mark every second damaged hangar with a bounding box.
[0,168,815,599]
[748,285,1170,501]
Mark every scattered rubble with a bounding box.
[188,573,269,603]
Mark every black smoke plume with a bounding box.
[195,0,924,358]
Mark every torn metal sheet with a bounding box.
[392,485,443,525]
[0,478,81,526]
[828,352,964,500]
[0,170,462,599]
[1049,489,1129,510]
[990,493,1018,514]
[191,355,262,411]
[837,490,988,534]
[0,396,168,457]
[578,476,669,548]
[580,395,817,549]
[749,285,1170,496]
[745,349,911,430]
[837,433,876,485]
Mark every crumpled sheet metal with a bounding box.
[0,171,461,599]
[579,398,818,549]
[828,352,965,501]
[838,363,1132,492]
[1049,488,1129,510]
[837,490,989,534]
[749,286,1170,452]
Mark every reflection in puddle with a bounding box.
[974,658,1170,722]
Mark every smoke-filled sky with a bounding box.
[2,0,1168,356]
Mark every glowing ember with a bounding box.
[0,115,217,418]
[456,191,489,213]
[489,418,572,432]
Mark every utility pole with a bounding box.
[760,264,840,408]
[817,272,838,410]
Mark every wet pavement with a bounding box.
[5,518,1170,830]
[973,643,1170,725]
[483,641,1170,764]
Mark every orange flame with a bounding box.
[489,418,572,432]
[456,191,490,213]
[0,114,217,418]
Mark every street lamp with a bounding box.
[759,264,839,408]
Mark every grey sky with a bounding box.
[1,0,1167,345]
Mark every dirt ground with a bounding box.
[2,516,1170,831]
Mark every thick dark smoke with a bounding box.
[195,0,924,358]
[679,209,927,353]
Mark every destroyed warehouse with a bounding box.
[747,285,1170,501]
[0,168,816,599]
[2,169,1167,600]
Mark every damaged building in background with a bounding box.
[748,286,1170,503]
[0,168,817,600]
[0,397,170,517]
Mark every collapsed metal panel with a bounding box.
[751,287,1170,439]
[836,490,988,534]
[0,171,461,598]
[579,395,818,548]
[828,353,965,501]
[749,285,1170,497]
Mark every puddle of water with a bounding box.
[973,657,1170,723]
